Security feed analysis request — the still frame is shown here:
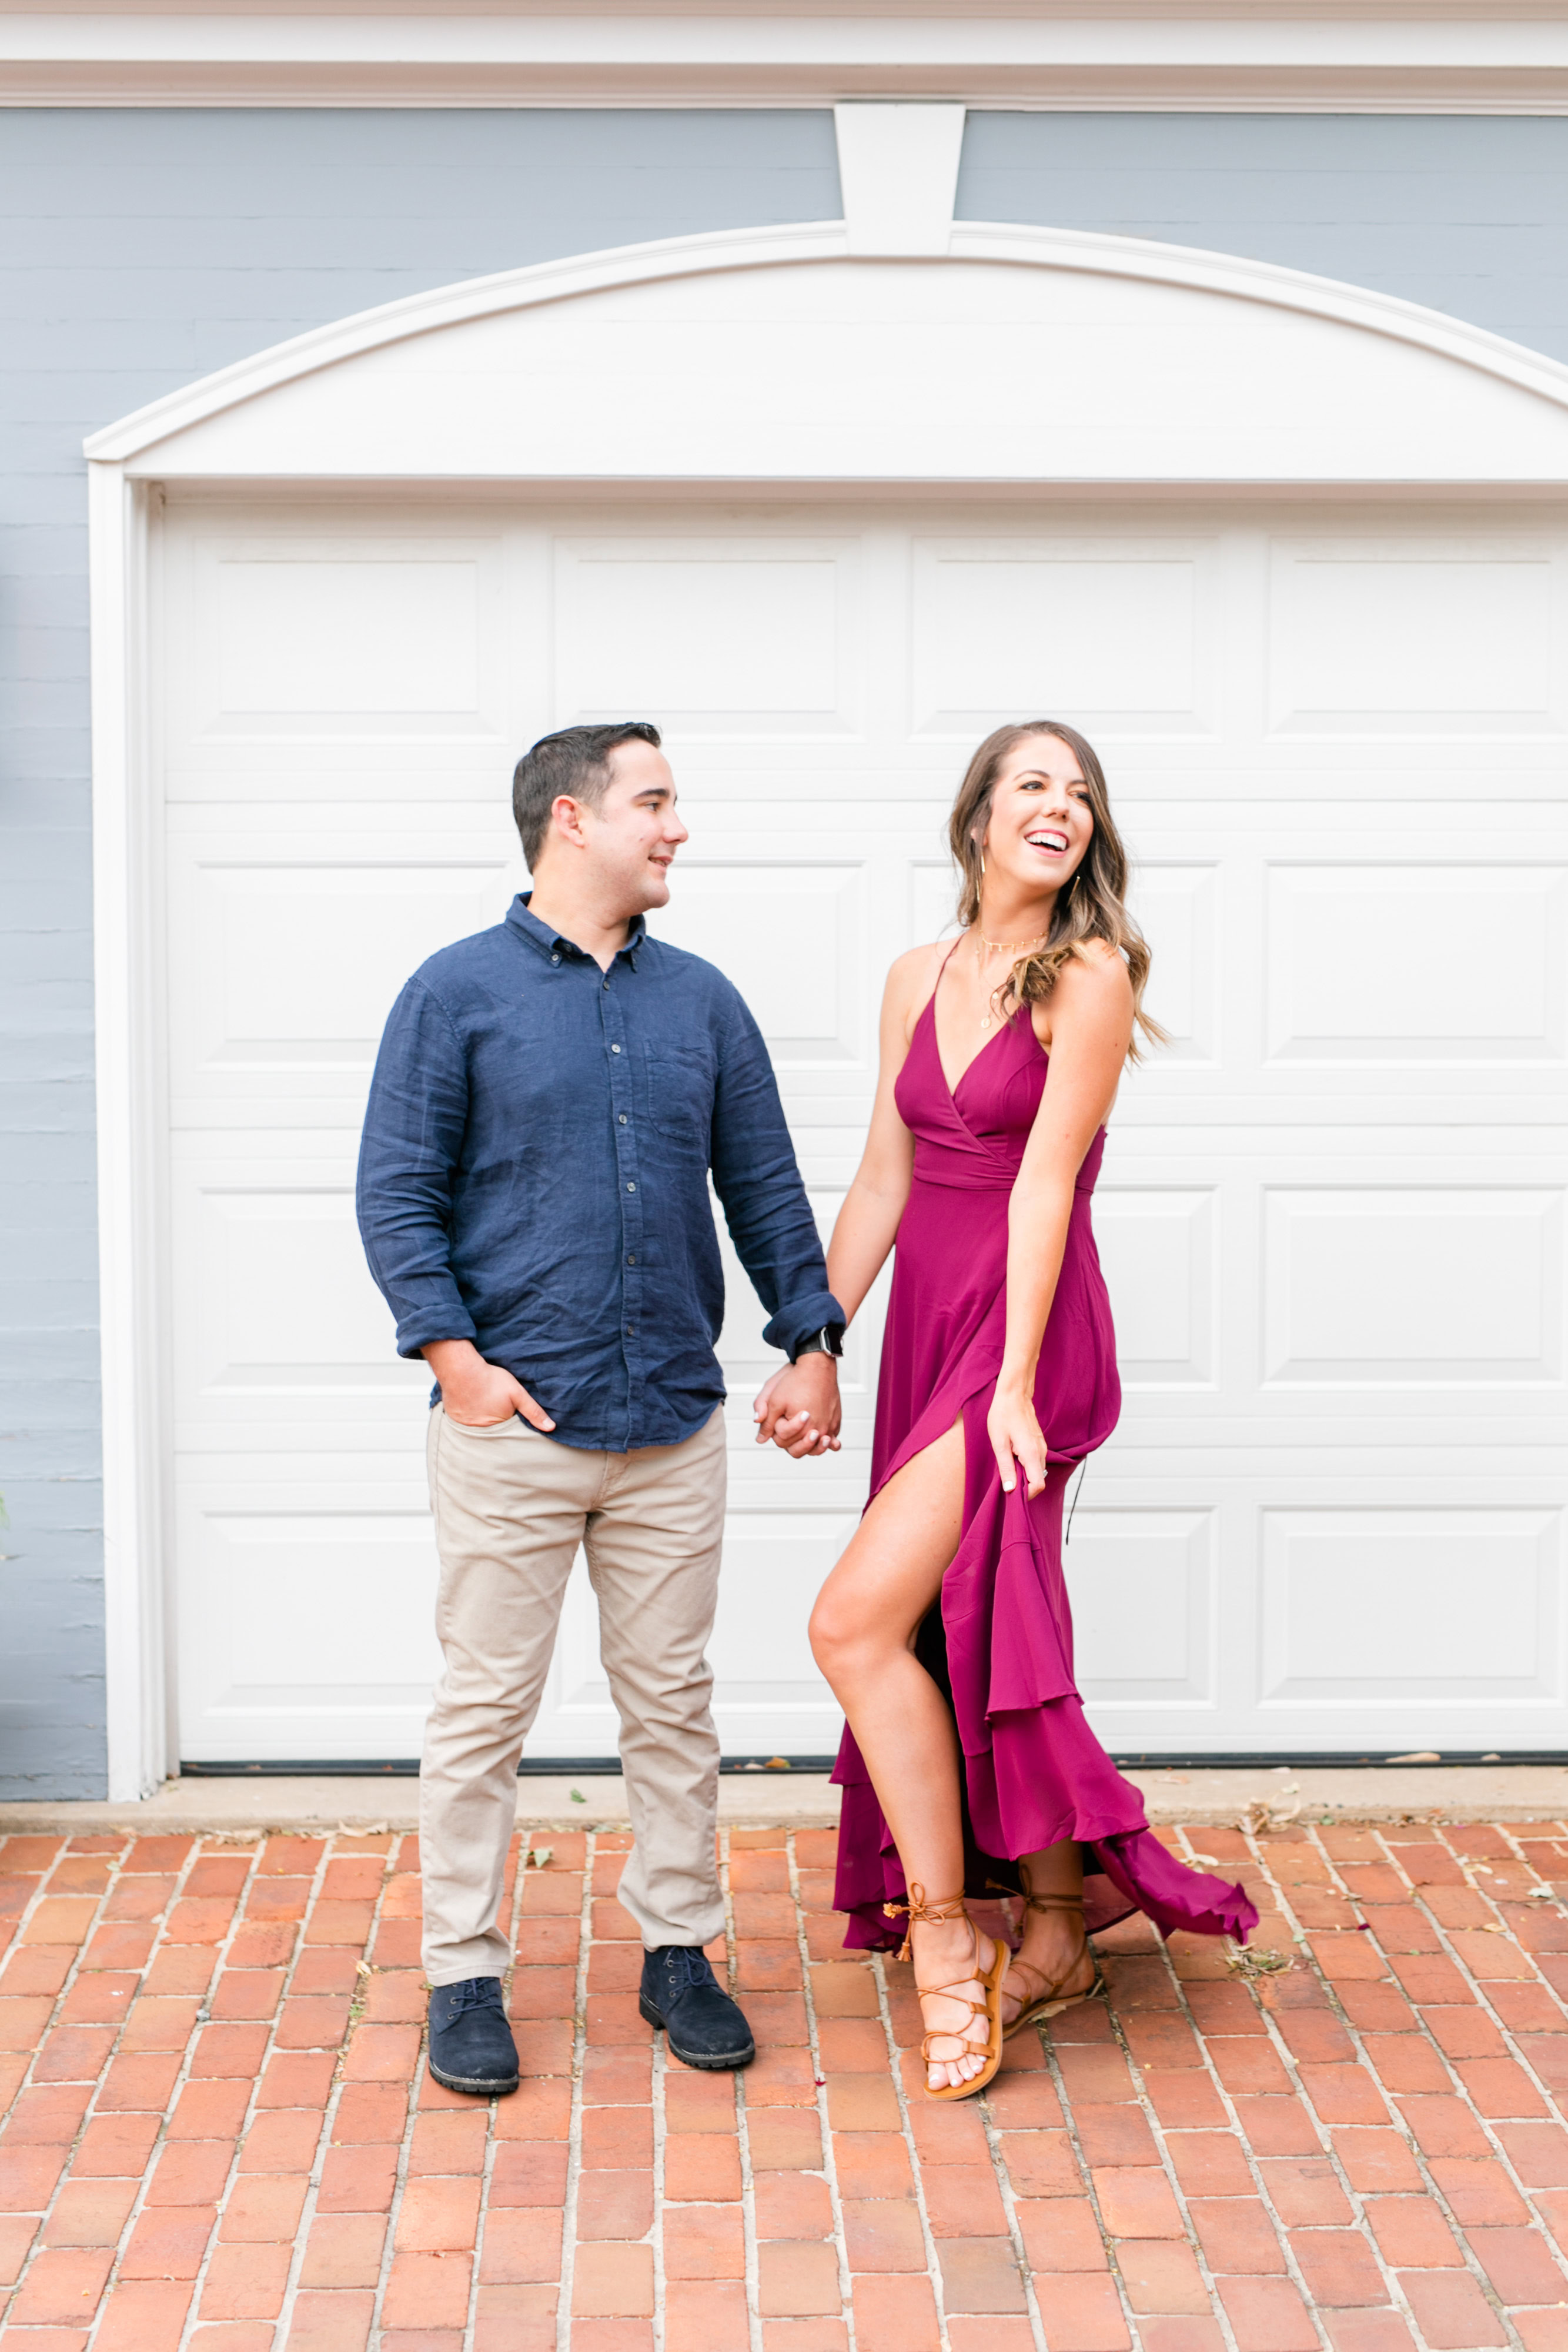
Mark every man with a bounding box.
[357,721,844,2097]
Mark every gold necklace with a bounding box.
[971,927,1048,1030]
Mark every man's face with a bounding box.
[570,739,688,913]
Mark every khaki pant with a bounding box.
[420,1402,728,1984]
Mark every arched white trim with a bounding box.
[87,215,1568,475]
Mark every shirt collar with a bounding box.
[506,893,646,969]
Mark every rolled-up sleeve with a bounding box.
[356,978,478,1359]
[708,990,843,1359]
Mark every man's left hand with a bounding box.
[753,1355,842,1456]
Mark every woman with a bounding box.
[773,720,1255,2100]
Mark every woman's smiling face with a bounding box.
[979,731,1095,899]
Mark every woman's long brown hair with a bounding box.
[948,719,1165,1060]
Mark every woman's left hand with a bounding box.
[988,1379,1049,1498]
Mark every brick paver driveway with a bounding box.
[3,1815,1568,2350]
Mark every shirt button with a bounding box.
[627,1254,636,1265]
[611,1044,621,1054]
[625,1324,636,1336]
[551,953,560,965]
[627,1182,636,1193]
[603,978,610,990]
[618,1114,627,1124]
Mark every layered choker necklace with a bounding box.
[972,928,1048,1031]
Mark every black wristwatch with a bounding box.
[794,1324,844,1362]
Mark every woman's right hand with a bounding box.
[423,1339,556,1431]
[987,1377,1048,1499]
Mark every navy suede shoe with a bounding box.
[639,1945,755,2070]
[427,1977,519,2097]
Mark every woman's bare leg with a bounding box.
[1002,1839,1095,2021]
[809,1423,999,2092]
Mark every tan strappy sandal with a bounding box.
[996,1867,1105,2040]
[884,1883,1008,2103]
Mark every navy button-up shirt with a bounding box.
[356,895,841,1452]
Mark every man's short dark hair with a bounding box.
[511,722,663,868]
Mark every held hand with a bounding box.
[988,1379,1048,1499]
[753,1355,842,1457]
[423,1339,555,1432]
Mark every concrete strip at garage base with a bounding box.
[5,1762,1568,1836]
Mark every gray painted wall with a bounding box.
[4,106,1567,1795]
[0,108,842,1798]
[957,113,1568,363]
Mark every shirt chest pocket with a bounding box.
[643,1043,716,1152]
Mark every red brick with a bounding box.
[1398,2270,1508,2348]
[841,2197,925,2272]
[1289,2229,1388,2307]
[96,2050,184,2112]
[147,2140,236,2206]
[198,2242,293,2321]
[1164,2133,1253,2200]
[832,2132,916,2200]
[168,2081,252,2139]
[572,2241,656,2317]
[757,2240,841,2317]
[8,2242,115,2323]
[920,2162,1008,2237]
[489,2141,569,2208]
[1332,2132,1425,2195]
[1428,2158,1532,2227]
[34,2026,116,2082]
[1118,2240,1212,2316]
[1363,2199,1465,2269]
[1190,2199,1288,2274]
[221,2176,310,2243]
[658,2198,746,2284]
[1216,2276,1318,2351]
[577,2169,656,2241]
[69,2112,162,2177]
[0,2142,68,2210]
[41,2177,138,2249]
[381,2254,473,2331]
[1322,2313,1419,2352]
[1497,2123,1568,2188]
[753,2172,834,2243]
[395,2176,482,2253]
[1031,2270,1131,2351]
[1232,2098,1321,2157]
[1256,2158,1352,2227]
[1092,2167,1184,2240]
[1466,2226,1568,2306]
[1071,2104,1160,2168]
[95,2277,195,2350]
[299,2213,389,2288]
[320,2132,405,2210]
[285,2287,376,2347]
[121,2203,217,2278]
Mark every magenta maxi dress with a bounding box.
[831,978,1257,1953]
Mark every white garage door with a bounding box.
[159,493,1568,1765]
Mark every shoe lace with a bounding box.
[443,1977,503,2015]
[656,1946,717,1993]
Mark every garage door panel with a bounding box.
[1262,1187,1563,1388]
[1268,540,1568,737]
[554,536,863,737]
[1068,1508,1216,1708]
[166,527,513,752]
[910,536,1219,740]
[166,816,523,1116]
[1260,1506,1562,1704]
[1265,864,1568,1066]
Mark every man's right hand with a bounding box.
[422,1339,556,1432]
